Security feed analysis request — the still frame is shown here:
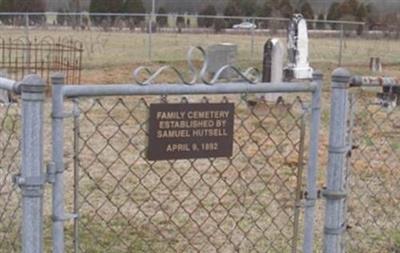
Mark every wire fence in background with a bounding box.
[0,12,384,72]
[0,36,83,86]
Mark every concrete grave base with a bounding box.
[285,66,313,80]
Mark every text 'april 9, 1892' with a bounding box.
[148,103,234,160]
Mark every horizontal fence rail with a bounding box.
[0,77,19,93]
[62,82,318,98]
[350,76,400,87]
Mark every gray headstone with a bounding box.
[206,43,237,79]
[262,38,284,101]
[285,14,313,80]
[370,57,382,73]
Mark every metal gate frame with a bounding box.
[49,70,323,253]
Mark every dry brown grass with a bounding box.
[1,28,400,84]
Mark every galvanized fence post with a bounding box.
[17,74,46,253]
[303,70,323,253]
[51,73,66,253]
[323,68,351,253]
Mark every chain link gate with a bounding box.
[73,95,307,253]
[50,66,323,252]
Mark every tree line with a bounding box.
[83,0,385,33]
[0,0,372,22]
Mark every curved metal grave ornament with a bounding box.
[285,14,313,80]
[133,46,260,85]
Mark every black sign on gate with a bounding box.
[148,103,235,160]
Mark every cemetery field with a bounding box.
[2,28,400,252]
[2,28,400,84]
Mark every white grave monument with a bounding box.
[285,14,313,80]
[262,38,285,101]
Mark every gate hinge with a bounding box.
[12,174,46,187]
[51,111,78,119]
[321,189,347,200]
[324,224,347,235]
[46,162,56,184]
[52,213,79,222]
[301,189,324,200]
[12,173,46,197]
[347,144,359,158]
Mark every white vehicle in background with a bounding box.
[233,21,257,29]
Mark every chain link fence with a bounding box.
[346,87,400,252]
[0,100,21,252]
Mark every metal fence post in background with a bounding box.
[323,68,351,253]
[51,73,66,253]
[338,24,344,66]
[17,74,46,253]
[303,70,323,253]
[24,13,29,39]
[148,0,155,61]
[251,17,255,58]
